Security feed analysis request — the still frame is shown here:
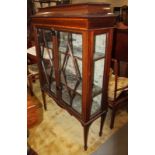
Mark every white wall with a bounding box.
[72,0,128,7]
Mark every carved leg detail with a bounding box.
[83,124,90,151]
[41,90,47,110]
[99,113,107,136]
[110,108,117,129]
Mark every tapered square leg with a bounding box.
[41,90,47,110]
[99,113,107,136]
[83,124,90,150]
[110,108,116,129]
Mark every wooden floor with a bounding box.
[28,80,128,155]
[92,123,128,155]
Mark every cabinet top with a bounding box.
[31,3,117,30]
[33,3,115,18]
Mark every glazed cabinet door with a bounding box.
[36,28,84,116]
[36,28,57,96]
[57,31,83,116]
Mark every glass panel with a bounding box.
[91,34,106,115]
[37,28,56,94]
[58,32,83,114]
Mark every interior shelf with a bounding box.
[93,52,105,61]
[61,85,82,105]
[61,69,102,97]
[60,47,82,60]
[72,98,101,115]
[61,86,101,115]
[60,48,105,61]
[50,81,57,94]
[46,42,105,61]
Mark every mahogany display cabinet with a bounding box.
[31,3,116,150]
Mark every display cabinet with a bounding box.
[31,3,116,150]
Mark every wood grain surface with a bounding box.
[27,95,43,129]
